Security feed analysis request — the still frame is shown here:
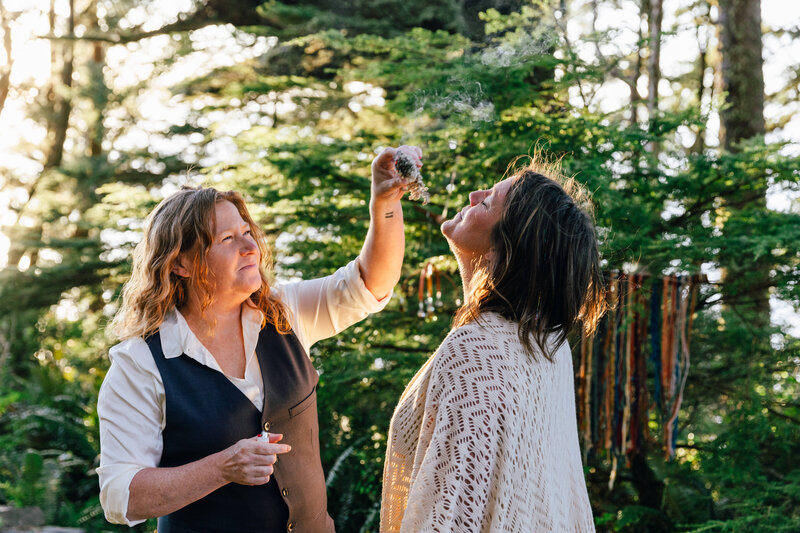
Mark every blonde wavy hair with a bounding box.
[110,186,290,340]
[453,153,607,361]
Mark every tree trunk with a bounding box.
[646,0,663,118]
[690,8,710,154]
[718,0,765,148]
[0,3,13,117]
[6,0,74,268]
[75,6,108,240]
[717,0,770,329]
[630,449,664,509]
[89,41,105,158]
[631,4,645,125]
[44,0,74,169]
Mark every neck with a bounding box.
[454,251,484,305]
[180,294,244,339]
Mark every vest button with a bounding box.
[282,488,289,497]
[263,421,270,431]
[287,522,294,532]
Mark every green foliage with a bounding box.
[686,397,800,531]
[0,452,45,507]
[0,0,798,531]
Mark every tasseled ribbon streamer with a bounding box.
[649,278,663,412]
[576,271,702,468]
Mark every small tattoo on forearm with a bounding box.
[385,211,394,219]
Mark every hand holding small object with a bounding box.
[394,149,430,204]
[371,145,424,206]
[217,433,291,486]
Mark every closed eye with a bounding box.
[481,200,489,208]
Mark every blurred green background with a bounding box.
[0,0,798,531]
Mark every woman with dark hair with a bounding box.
[97,145,422,533]
[380,155,606,532]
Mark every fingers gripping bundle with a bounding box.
[394,150,430,205]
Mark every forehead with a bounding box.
[491,177,514,199]
[213,200,246,231]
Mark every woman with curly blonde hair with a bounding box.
[110,188,290,342]
[98,145,422,533]
[381,153,606,532]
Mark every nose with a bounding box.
[241,237,257,256]
[468,189,487,206]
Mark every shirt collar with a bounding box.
[160,303,265,360]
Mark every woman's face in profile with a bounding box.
[441,177,513,258]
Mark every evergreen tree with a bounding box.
[0,0,798,531]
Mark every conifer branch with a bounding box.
[762,404,800,425]
[39,16,223,44]
[38,8,285,45]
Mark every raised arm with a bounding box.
[358,145,422,300]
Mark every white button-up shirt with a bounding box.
[97,259,390,526]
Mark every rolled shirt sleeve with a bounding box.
[275,257,391,353]
[97,337,165,526]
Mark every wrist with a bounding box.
[209,450,230,486]
[370,198,402,216]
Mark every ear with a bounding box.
[172,253,191,278]
[485,247,496,265]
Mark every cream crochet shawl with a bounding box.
[380,312,595,532]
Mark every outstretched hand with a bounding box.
[370,145,423,206]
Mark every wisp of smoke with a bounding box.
[408,30,554,124]
[480,33,555,68]
[413,81,496,123]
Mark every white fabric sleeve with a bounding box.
[96,337,165,526]
[399,328,510,533]
[274,257,391,353]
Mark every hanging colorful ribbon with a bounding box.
[417,261,443,319]
[576,271,705,466]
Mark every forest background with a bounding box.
[0,0,798,531]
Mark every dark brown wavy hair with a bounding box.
[111,186,290,340]
[453,155,607,361]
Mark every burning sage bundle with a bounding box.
[394,150,430,205]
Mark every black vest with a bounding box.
[146,322,335,533]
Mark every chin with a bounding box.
[440,218,455,238]
[242,275,263,294]
[248,279,263,294]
